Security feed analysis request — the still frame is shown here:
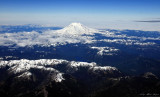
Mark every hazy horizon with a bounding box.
[0,0,160,31]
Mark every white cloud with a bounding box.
[0,30,94,47]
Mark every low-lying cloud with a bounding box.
[0,30,94,47]
[135,20,160,23]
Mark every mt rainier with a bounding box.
[55,22,98,35]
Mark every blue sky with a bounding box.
[0,0,160,30]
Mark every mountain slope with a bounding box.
[0,59,123,97]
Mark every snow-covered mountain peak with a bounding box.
[56,22,98,35]
[69,22,83,27]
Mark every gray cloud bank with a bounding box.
[135,20,160,23]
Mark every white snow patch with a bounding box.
[91,46,119,56]
[92,66,117,71]
[18,71,32,78]
[54,73,65,82]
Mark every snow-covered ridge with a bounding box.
[70,61,96,67]
[0,59,118,82]
[0,59,117,73]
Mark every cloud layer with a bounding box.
[0,23,159,48]
[135,20,160,23]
